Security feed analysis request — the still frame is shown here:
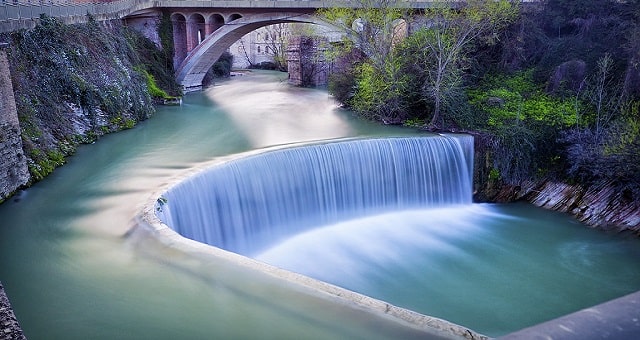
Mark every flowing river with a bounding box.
[1,71,639,339]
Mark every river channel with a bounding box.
[1,70,639,339]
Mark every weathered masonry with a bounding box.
[0,42,29,201]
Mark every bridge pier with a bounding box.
[170,14,188,71]
[186,13,206,52]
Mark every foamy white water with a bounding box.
[256,206,496,287]
[158,136,474,255]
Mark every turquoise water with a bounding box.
[0,71,639,339]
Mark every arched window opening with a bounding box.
[209,14,225,34]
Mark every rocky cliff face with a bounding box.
[0,16,178,198]
[474,140,640,235]
[530,181,640,232]
[0,282,26,340]
[480,180,640,234]
[0,48,29,202]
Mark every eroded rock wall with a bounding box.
[527,181,640,233]
[476,179,640,234]
[473,137,640,234]
[0,47,29,202]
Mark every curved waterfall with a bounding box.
[156,135,474,256]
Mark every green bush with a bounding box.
[466,71,573,183]
[211,52,234,77]
[202,52,234,87]
[27,149,66,181]
[328,70,356,106]
[350,60,418,123]
[468,70,579,128]
[137,67,172,99]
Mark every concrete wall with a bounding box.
[501,290,640,339]
[0,44,29,201]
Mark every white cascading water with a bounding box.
[156,135,474,256]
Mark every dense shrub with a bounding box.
[561,104,640,194]
[202,52,234,87]
[250,61,278,70]
[328,71,356,106]
[467,71,572,183]
[468,70,578,128]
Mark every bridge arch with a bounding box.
[188,13,206,51]
[176,12,334,90]
[228,13,243,22]
[207,14,225,35]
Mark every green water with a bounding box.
[0,71,639,339]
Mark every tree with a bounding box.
[263,23,291,71]
[236,38,254,68]
[589,53,621,141]
[560,53,638,191]
[318,0,413,121]
[319,0,517,127]
[317,0,410,70]
[412,0,518,128]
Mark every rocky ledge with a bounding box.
[480,179,640,234]
[0,282,26,340]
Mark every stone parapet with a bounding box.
[501,290,640,339]
[0,0,154,32]
[0,0,469,33]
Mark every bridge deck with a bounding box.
[0,0,452,32]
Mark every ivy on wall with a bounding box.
[2,14,179,183]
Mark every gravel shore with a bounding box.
[0,282,26,340]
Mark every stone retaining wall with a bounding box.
[0,282,26,340]
[478,179,640,234]
[0,45,29,202]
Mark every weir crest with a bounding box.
[156,135,474,256]
[137,135,486,339]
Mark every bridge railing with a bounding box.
[0,0,147,32]
[1,1,535,33]
[0,0,478,22]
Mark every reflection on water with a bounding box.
[207,72,354,147]
[0,70,638,339]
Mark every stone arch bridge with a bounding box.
[160,10,330,90]
[125,1,437,90]
[0,0,467,90]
